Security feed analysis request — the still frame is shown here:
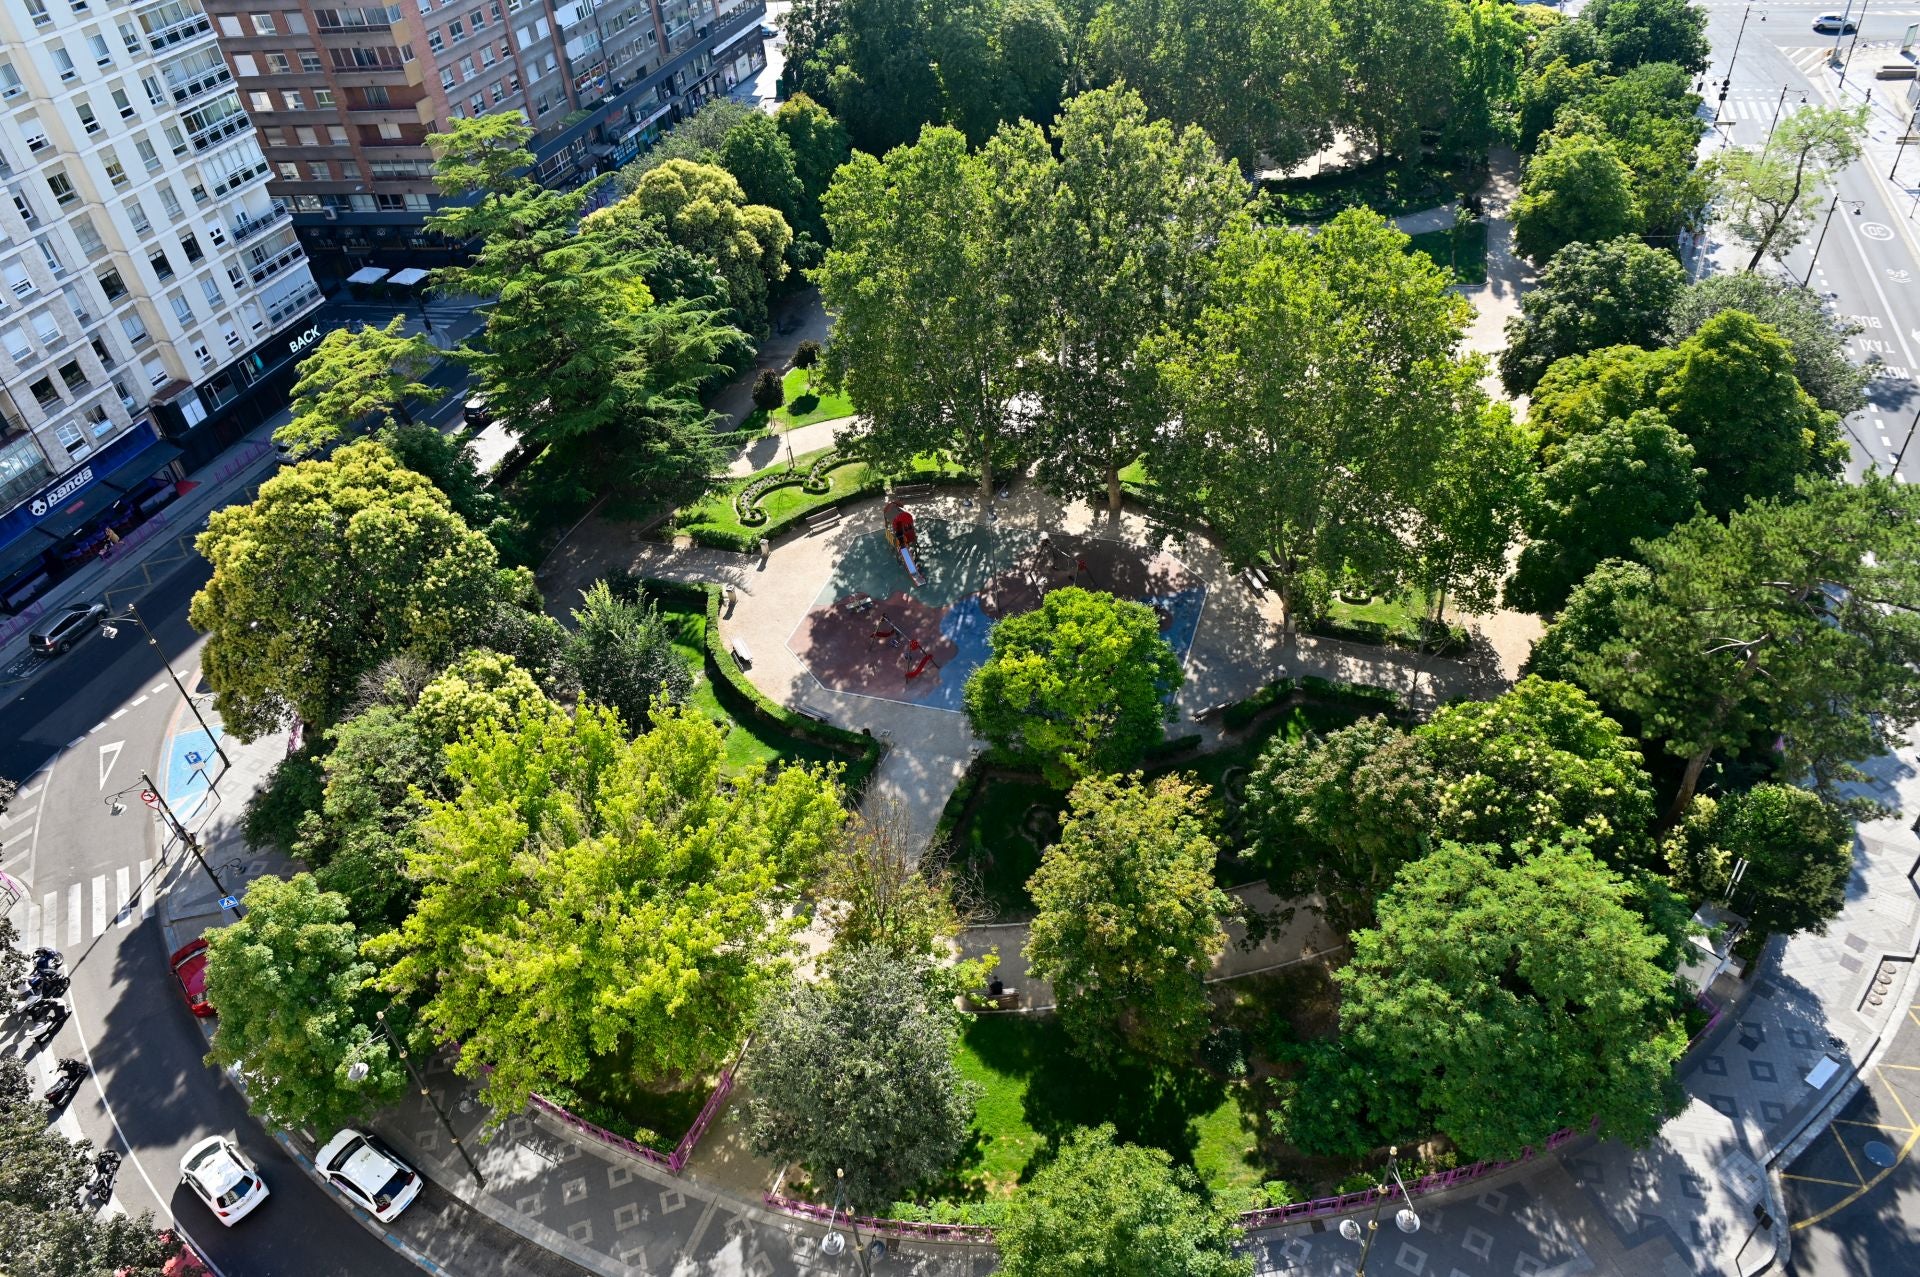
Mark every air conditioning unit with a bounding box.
[322,207,337,219]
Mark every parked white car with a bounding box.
[180,1135,269,1225]
[315,1129,422,1223]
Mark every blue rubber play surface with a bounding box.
[788,519,1206,711]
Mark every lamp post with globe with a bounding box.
[1338,1147,1421,1275]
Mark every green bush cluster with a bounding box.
[1218,677,1405,732]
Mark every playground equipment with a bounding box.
[883,499,926,586]
[864,605,942,682]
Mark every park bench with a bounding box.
[892,482,932,498]
[731,635,754,667]
[805,507,843,534]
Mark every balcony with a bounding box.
[168,62,232,106]
[146,13,213,52]
[189,112,253,152]
[231,199,291,243]
[247,239,306,285]
[265,281,322,328]
[210,157,271,199]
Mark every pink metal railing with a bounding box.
[759,1193,996,1244]
[528,1055,741,1175]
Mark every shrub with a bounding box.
[242,748,327,852]
[752,368,785,411]
[793,339,822,369]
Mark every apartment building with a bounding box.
[202,0,767,282]
[0,0,325,614]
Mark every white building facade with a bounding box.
[0,0,322,612]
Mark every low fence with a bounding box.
[760,1193,996,1244]
[528,1053,740,1176]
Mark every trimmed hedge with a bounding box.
[685,469,979,553]
[931,753,989,850]
[642,578,884,794]
[1303,614,1469,658]
[1218,676,1405,732]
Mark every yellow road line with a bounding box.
[1834,1127,1868,1185]
[1792,1124,1920,1230]
[1834,1117,1917,1136]
[1880,1075,1918,1129]
[1780,1171,1869,1189]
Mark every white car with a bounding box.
[180,1135,269,1225]
[1814,12,1858,32]
[315,1129,422,1222]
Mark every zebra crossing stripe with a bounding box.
[91,875,107,938]
[66,883,81,946]
[138,859,154,923]
[115,865,133,928]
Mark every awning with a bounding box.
[30,443,184,544]
[0,535,49,585]
[346,266,391,285]
[712,23,756,56]
[631,102,673,133]
[387,267,430,287]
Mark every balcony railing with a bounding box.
[247,240,306,285]
[265,281,322,328]
[146,13,212,51]
[189,112,252,152]
[232,199,290,243]
[209,157,271,198]
[169,63,232,105]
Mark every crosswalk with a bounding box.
[18,859,160,952]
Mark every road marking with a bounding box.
[98,740,123,790]
[130,695,148,709]
[90,722,106,734]
[66,737,84,749]
[91,874,106,937]
[114,865,132,928]
[150,683,165,696]
[66,883,81,945]
[137,858,153,921]
[0,803,36,827]
[110,707,127,720]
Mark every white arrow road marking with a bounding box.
[98,740,123,790]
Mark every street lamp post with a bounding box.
[1841,0,1874,92]
[1802,196,1866,286]
[108,771,241,917]
[1714,6,1759,126]
[1762,87,1807,155]
[819,1170,886,1274]
[1337,1148,1421,1276]
[100,602,231,775]
[358,1007,489,1190]
[1895,95,1920,181]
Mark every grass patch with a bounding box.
[946,1015,1260,1203]
[1405,222,1488,285]
[655,599,844,776]
[1324,589,1431,633]
[1260,156,1477,223]
[740,367,856,434]
[672,446,970,550]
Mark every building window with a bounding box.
[309,160,331,179]
[86,405,113,436]
[33,311,60,343]
[297,126,319,146]
[46,171,78,206]
[150,251,174,280]
[251,13,277,34]
[89,33,113,66]
[126,199,151,234]
[170,293,193,323]
[113,88,136,119]
[99,269,127,301]
[301,52,323,72]
[314,89,335,108]
[31,377,60,408]
[3,327,32,361]
[340,161,361,179]
[449,17,463,37]
[76,101,100,134]
[102,151,129,188]
[6,263,37,298]
[467,92,484,114]
[250,92,273,112]
[428,29,443,51]
[277,163,300,182]
[182,233,203,263]
[158,184,182,217]
[59,359,86,391]
[283,90,305,111]
[52,47,77,81]
[201,278,222,307]
[265,52,291,73]
[56,422,90,458]
[71,214,105,255]
[137,139,163,172]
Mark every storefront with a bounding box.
[157,307,339,469]
[0,421,184,613]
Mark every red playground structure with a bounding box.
[883,498,927,586]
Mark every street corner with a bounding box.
[1781,1000,1920,1232]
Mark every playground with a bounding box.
[786,500,1208,711]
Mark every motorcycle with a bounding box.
[12,977,69,1017]
[77,1149,121,1208]
[22,1000,68,1047]
[43,1058,88,1111]
[13,968,68,1001]
[31,948,63,974]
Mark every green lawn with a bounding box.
[741,367,855,433]
[674,446,969,546]
[945,1015,1261,1204]
[656,601,844,776]
[1405,222,1489,285]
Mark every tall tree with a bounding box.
[822,801,974,968]
[1415,675,1660,872]
[1499,236,1687,396]
[278,317,438,458]
[562,580,693,733]
[1667,273,1869,416]
[818,125,1029,502]
[1586,0,1709,72]
[1571,477,1920,820]
[783,0,947,154]
[426,112,535,237]
[745,948,977,1209]
[1713,104,1868,271]
[997,1124,1253,1277]
[367,705,847,1116]
[1443,0,1528,159]
[1337,0,1457,162]
[1506,409,1701,616]
[996,0,1071,125]
[1153,211,1488,631]
[191,441,513,737]
[203,873,410,1133]
[718,112,807,234]
[1247,716,1436,931]
[1012,87,1250,513]
[1025,773,1233,1065]
[1330,841,1688,1160]
[1513,130,1642,265]
[1665,783,1853,940]
[774,93,852,241]
[1085,0,1343,175]
[964,587,1182,788]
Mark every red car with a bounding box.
[170,938,213,1017]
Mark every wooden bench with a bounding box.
[892,482,932,498]
[1242,565,1270,592]
[1195,702,1233,723]
[730,636,754,667]
[805,508,843,534]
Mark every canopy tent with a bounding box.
[345,266,390,285]
[387,267,431,287]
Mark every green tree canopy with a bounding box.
[822,802,974,969]
[1153,210,1492,629]
[997,1124,1253,1277]
[191,440,513,737]
[426,112,534,212]
[1569,477,1920,819]
[1012,86,1251,513]
[278,317,438,459]
[964,587,1182,787]
[818,124,1029,501]
[1665,783,1853,941]
[1025,773,1233,1065]
[1507,408,1701,616]
[1713,104,1867,271]
[367,705,847,1116]
[1667,273,1869,416]
[1513,129,1641,265]
[562,580,693,734]
[745,947,977,1209]
[718,112,807,244]
[1498,236,1687,395]
[1525,557,1652,688]
[1246,716,1436,931]
[1329,841,1688,1160]
[774,92,852,240]
[1587,0,1708,71]
[1415,675,1659,872]
[203,873,409,1133]
[1336,0,1457,162]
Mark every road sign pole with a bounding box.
[139,770,243,919]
